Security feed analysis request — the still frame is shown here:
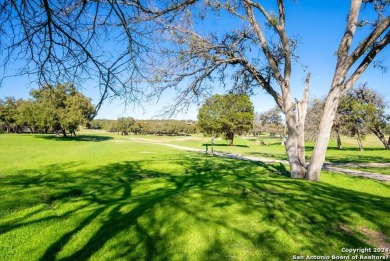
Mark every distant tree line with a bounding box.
[87,118,198,136]
[0,84,95,137]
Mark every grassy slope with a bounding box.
[0,134,389,260]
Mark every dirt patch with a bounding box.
[359,226,390,249]
[339,224,390,249]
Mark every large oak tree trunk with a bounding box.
[307,89,341,181]
[295,74,310,177]
[306,0,375,181]
[283,85,307,178]
[284,98,302,178]
[282,74,310,179]
[285,122,303,178]
[284,91,304,178]
[296,109,306,174]
[247,0,388,182]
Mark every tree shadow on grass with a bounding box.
[248,151,288,161]
[35,134,113,142]
[0,154,389,260]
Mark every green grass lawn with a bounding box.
[0,133,389,260]
[133,133,390,163]
[338,166,390,175]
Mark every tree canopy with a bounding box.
[0,84,95,136]
[115,117,136,136]
[198,94,254,145]
[0,97,19,133]
[31,84,96,136]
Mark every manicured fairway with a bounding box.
[0,134,389,260]
[137,134,390,164]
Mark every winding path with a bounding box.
[123,138,390,183]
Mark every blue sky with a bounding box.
[0,1,389,120]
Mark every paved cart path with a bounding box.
[122,138,390,183]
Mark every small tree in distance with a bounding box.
[305,85,390,151]
[198,94,254,145]
[339,85,390,150]
[256,107,285,140]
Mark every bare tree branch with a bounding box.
[343,30,390,92]
[242,1,284,86]
[346,15,390,68]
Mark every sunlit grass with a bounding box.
[148,133,390,164]
[336,166,390,175]
[0,133,389,260]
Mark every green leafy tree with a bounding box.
[139,121,152,135]
[339,85,390,150]
[385,124,390,139]
[31,84,69,135]
[30,83,95,137]
[338,94,368,151]
[309,86,390,151]
[130,122,143,135]
[116,117,136,135]
[0,97,19,133]
[60,92,96,136]
[198,94,254,145]
[16,99,40,133]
